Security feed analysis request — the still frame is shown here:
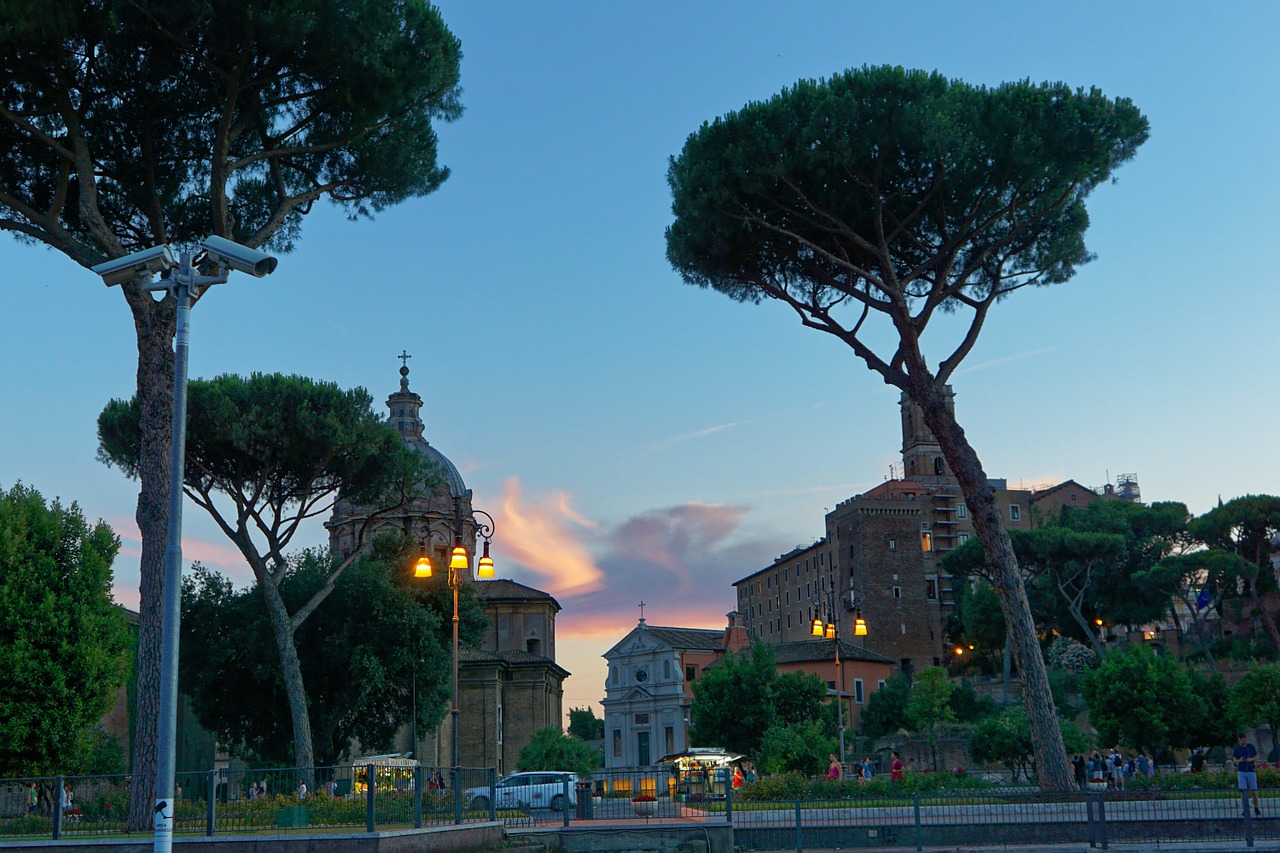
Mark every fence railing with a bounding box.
[0,764,496,841]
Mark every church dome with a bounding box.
[386,361,467,501]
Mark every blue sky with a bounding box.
[1,1,1277,720]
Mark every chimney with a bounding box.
[722,611,748,653]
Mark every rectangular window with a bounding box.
[958,532,970,544]
[1010,505,1021,521]
[854,679,865,704]
[665,726,674,754]
[893,586,902,599]
[888,537,896,551]
[612,730,622,757]
[685,665,696,681]
[877,680,886,690]
[957,504,968,519]
[921,531,933,551]
[635,713,649,725]
[926,579,938,600]
[786,614,791,629]
[784,568,789,581]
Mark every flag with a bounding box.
[1195,585,1212,611]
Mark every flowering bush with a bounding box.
[631,793,656,802]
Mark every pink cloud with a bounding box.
[492,477,605,597]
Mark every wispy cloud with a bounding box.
[955,347,1057,376]
[493,477,605,597]
[647,421,748,453]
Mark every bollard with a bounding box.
[794,799,803,853]
[365,764,376,833]
[206,769,216,836]
[1243,789,1254,848]
[488,768,497,821]
[724,772,732,824]
[1096,789,1108,850]
[53,776,64,841]
[452,767,461,825]
[413,766,422,828]
[562,776,570,828]
[914,794,922,851]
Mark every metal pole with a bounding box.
[451,562,460,824]
[154,262,193,853]
[836,638,846,765]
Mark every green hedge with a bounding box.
[1125,767,1280,792]
[736,771,994,802]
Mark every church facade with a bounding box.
[326,361,567,774]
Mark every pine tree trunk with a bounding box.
[260,579,317,780]
[124,292,176,831]
[912,381,1074,793]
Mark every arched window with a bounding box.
[933,456,944,475]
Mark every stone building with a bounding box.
[327,361,567,774]
[734,387,1138,679]
[601,614,749,771]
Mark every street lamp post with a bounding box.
[411,495,495,820]
[91,238,276,853]
[812,593,869,768]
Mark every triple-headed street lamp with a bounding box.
[409,495,495,812]
[811,591,869,768]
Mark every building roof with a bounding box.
[772,639,895,665]
[636,624,726,651]
[474,578,562,611]
[458,647,571,677]
[733,540,826,586]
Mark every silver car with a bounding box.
[463,771,579,811]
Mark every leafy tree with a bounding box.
[1228,663,1280,760]
[1190,496,1280,652]
[906,666,955,770]
[567,707,605,741]
[948,680,996,724]
[0,1,462,825]
[861,674,912,740]
[0,483,131,776]
[1137,550,1252,664]
[757,719,836,777]
[101,373,436,774]
[667,65,1147,791]
[180,543,471,766]
[1015,527,1125,657]
[1186,667,1234,750]
[1080,647,1198,758]
[955,576,1006,656]
[516,728,602,777]
[969,708,1087,782]
[688,640,831,760]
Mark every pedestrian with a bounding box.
[1135,751,1149,777]
[61,783,74,816]
[27,782,37,814]
[890,751,905,782]
[433,769,445,790]
[1232,732,1262,817]
[297,782,308,799]
[827,754,843,780]
[745,763,757,785]
[732,765,744,789]
[1189,746,1206,773]
[326,779,337,797]
[1072,754,1086,789]
[860,757,873,783]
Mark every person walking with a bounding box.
[826,754,843,780]
[890,751,905,782]
[27,782,38,814]
[860,757,873,783]
[1233,732,1263,817]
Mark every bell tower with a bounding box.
[900,386,956,481]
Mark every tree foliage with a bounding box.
[1080,647,1200,756]
[101,373,437,771]
[567,706,605,742]
[1190,496,1280,652]
[180,539,480,766]
[969,707,1087,781]
[757,719,837,777]
[1228,663,1280,758]
[907,666,956,770]
[861,673,912,740]
[689,639,831,760]
[516,728,602,777]
[667,64,1147,793]
[2,1,463,824]
[0,483,130,777]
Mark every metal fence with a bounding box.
[729,785,1279,851]
[0,764,497,842]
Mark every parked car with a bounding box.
[462,771,580,811]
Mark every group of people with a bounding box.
[246,778,269,800]
[825,751,905,782]
[1074,749,1155,789]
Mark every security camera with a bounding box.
[90,245,176,287]
[200,235,278,278]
